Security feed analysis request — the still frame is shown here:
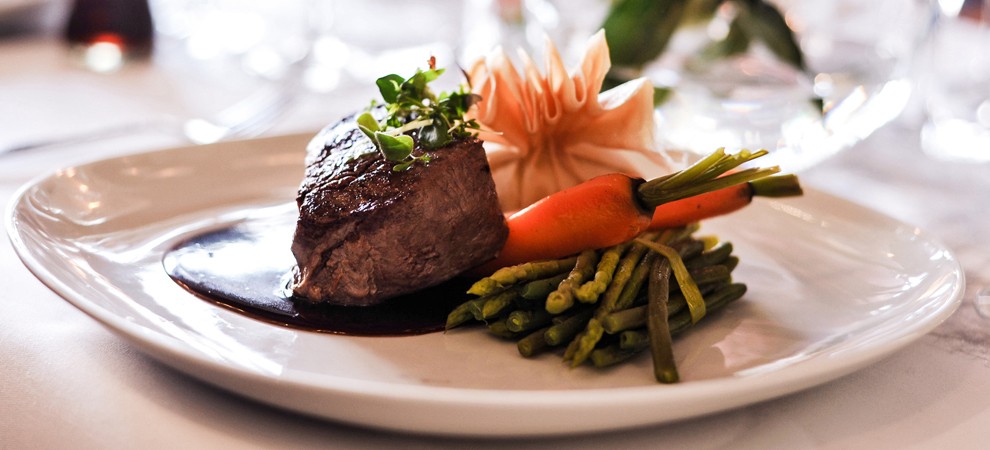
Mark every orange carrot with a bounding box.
[473,173,652,274]
[648,174,801,229]
[472,150,801,274]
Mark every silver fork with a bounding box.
[1,81,297,155]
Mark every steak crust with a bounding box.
[290,110,508,306]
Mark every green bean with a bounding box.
[724,255,739,272]
[574,243,630,303]
[545,309,594,346]
[520,273,569,300]
[668,279,729,317]
[648,258,678,383]
[487,319,520,339]
[669,283,747,335]
[674,238,705,262]
[613,252,659,313]
[468,256,578,296]
[619,329,649,350]
[565,318,606,367]
[635,238,705,323]
[599,234,656,313]
[590,342,646,368]
[670,264,731,292]
[546,250,599,314]
[601,305,647,334]
[445,297,488,330]
[567,235,659,366]
[455,227,753,385]
[480,289,519,319]
[517,326,552,358]
[685,242,733,269]
[603,280,735,334]
[506,309,553,333]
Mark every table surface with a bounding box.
[3,12,990,450]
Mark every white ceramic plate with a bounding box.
[6,134,964,437]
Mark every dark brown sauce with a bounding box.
[162,215,469,336]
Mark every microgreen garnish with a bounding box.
[357,61,481,172]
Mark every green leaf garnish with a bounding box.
[356,112,380,139]
[392,154,432,172]
[360,61,481,171]
[375,132,414,161]
[418,124,450,150]
[376,74,405,103]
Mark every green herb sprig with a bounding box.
[357,62,481,172]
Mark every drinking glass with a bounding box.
[464,0,935,172]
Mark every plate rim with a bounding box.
[4,136,965,436]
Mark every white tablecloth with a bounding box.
[3,20,990,450]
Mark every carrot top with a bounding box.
[636,148,782,208]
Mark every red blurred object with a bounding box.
[64,0,154,57]
[960,0,989,21]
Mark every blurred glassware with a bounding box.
[464,0,934,172]
[921,0,990,162]
[148,0,465,125]
[143,0,317,137]
[149,0,311,81]
[0,0,57,36]
[305,0,465,92]
[152,0,466,89]
[64,0,153,72]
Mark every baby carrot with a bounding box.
[648,174,803,229]
[472,173,652,276]
[472,149,800,274]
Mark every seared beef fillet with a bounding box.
[290,111,508,306]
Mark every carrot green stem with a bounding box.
[749,174,804,198]
[659,148,729,190]
[637,148,781,207]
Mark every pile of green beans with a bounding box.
[445,228,747,383]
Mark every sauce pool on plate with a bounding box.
[162,216,469,336]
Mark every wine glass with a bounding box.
[464,0,935,172]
